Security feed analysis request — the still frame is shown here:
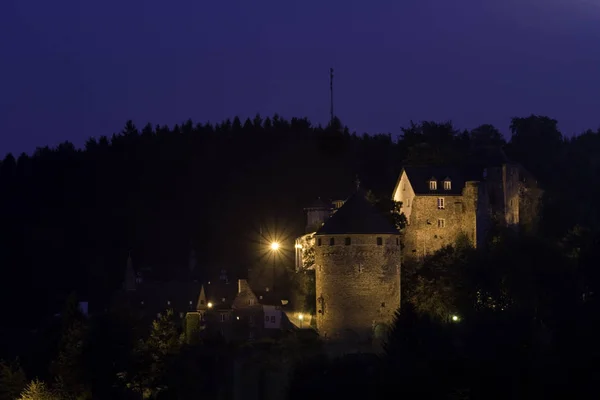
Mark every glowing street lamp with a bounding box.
[451,314,459,322]
[298,313,304,328]
[269,242,280,293]
[207,302,213,309]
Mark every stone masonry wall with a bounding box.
[314,234,401,341]
[403,182,479,258]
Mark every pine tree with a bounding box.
[0,359,26,400]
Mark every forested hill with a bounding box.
[1,114,599,325]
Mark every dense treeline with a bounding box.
[1,112,600,398]
[0,114,598,323]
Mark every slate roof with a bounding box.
[253,289,288,307]
[202,281,239,310]
[112,280,202,323]
[401,166,482,196]
[316,190,400,235]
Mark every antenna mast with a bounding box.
[329,67,334,126]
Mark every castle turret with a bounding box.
[314,189,401,343]
[303,198,332,233]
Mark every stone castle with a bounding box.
[313,189,401,342]
[301,159,539,341]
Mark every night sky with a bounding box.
[1,0,599,155]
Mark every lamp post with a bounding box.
[270,242,279,293]
[298,313,304,329]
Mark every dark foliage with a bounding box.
[2,113,600,398]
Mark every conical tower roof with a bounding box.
[196,285,208,311]
[316,189,399,235]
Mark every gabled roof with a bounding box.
[113,280,202,318]
[315,190,399,235]
[203,281,239,310]
[399,166,481,196]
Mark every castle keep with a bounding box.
[392,162,537,258]
[313,189,401,342]
[392,166,486,257]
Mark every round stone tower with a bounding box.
[314,190,401,342]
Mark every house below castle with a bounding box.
[111,254,296,343]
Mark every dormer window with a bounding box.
[429,180,437,190]
[443,180,451,190]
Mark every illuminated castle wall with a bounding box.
[312,190,401,342]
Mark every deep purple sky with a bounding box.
[1,0,599,155]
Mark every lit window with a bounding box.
[437,198,445,209]
[329,238,335,246]
[429,180,437,190]
[345,237,351,246]
[376,237,383,246]
[179,312,184,319]
[438,219,446,228]
[444,180,451,190]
